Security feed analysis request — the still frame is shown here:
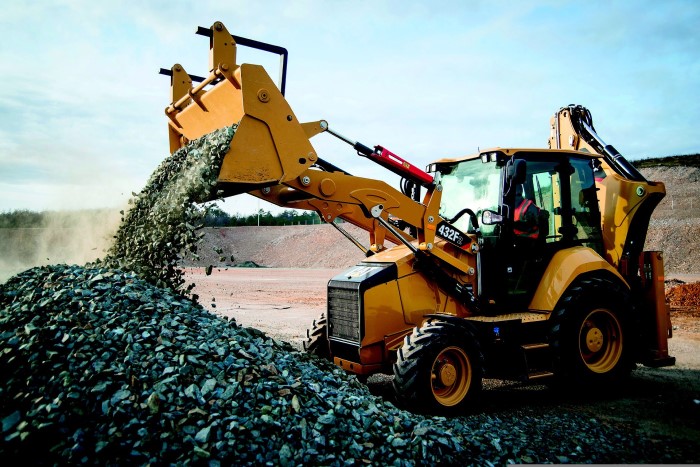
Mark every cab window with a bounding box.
[438,158,502,236]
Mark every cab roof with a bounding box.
[430,147,601,166]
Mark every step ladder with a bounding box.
[521,342,554,381]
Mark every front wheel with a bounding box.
[303,313,330,361]
[393,319,483,413]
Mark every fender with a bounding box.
[423,313,481,335]
[528,246,628,312]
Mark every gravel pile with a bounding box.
[667,282,700,308]
[1,264,694,464]
[640,165,700,275]
[646,218,700,275]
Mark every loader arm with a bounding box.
[163,21,475,277]
[247,185,408,249]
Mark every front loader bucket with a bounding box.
[164,22,318,198]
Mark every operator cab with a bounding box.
[432,149,604,313]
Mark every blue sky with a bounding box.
[1,0,699,215]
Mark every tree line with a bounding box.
[203,207,323,227]
[0,209,44,228]
[635,153,700,168]
[0,208,323,228]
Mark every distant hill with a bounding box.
[634,153,700,169]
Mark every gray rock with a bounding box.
[2,410,20,434]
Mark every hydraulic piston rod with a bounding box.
[321,122,434,187]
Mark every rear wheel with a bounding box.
[393,319,482,413]
[550,276,634,389]
[578,308,623,373]
[303,313,330,361]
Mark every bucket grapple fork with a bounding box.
[162,21,318,196]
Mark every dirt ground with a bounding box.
[185,267,342,349]
[185,267,700,447]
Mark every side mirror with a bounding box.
[481,209,504,225]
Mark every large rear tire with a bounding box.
[393,319,483,413]
[549,276,635,390]
[303,313,331,361]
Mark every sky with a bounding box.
[1,0,699,216]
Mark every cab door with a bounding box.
[491,153,603,311]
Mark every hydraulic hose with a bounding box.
[567,105,647,182]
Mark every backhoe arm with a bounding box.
[549,105,646,181]
[548,105,666,273]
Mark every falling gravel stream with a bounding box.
[104,124,237,293]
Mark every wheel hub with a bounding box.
[585,327,604,353]
[577,309,624,374]
[429,345,474,407]
[438,363,457,386]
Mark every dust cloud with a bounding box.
[0,209,123,283]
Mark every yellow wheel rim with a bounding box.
[430,346,472,406]
[578,308,623,373]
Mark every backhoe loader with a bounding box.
[161,21,674,412]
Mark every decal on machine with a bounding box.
[436,221,468,248]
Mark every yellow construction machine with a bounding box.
[161,22,674,412]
